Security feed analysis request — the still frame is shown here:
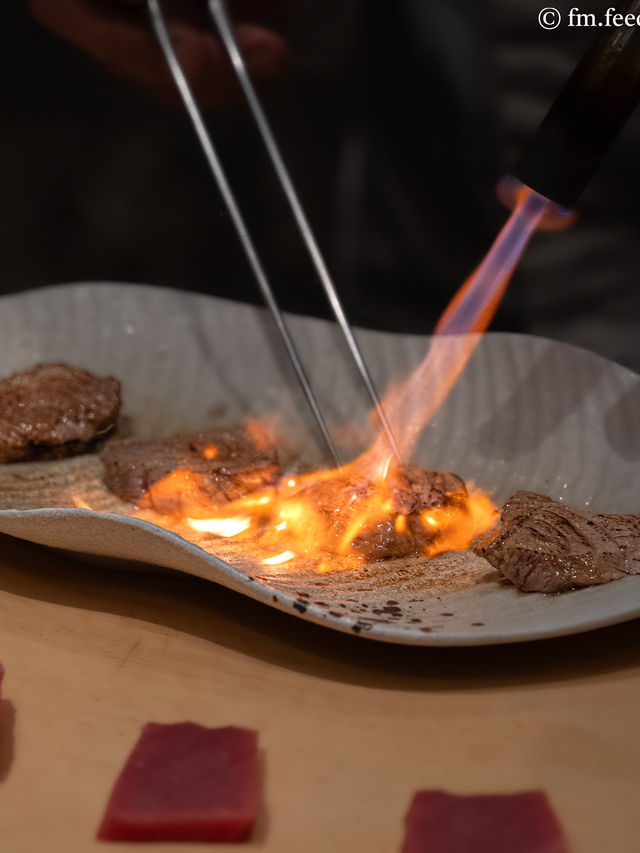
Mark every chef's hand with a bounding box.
[28,0,290,107]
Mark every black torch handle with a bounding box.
[513,1,640,209]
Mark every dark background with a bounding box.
[2,1,640,369]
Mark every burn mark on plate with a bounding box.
[373,605,403,618]
[355,617,395,624]
[293,599,308,614]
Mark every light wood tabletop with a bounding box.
[0,531,638,853]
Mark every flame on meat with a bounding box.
[187,515,251,537]
[262,550,297,566]
[420,489,498,557]
[138,455,498,572]
[81,187,557,572]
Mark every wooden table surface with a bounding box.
[0,532,638,853]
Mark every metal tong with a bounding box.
[147,0,400,468]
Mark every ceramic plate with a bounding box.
[0,282,638,645]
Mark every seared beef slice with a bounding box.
[474,491,627,592]
[289,465,468,560]
[591,513,640,574]
[353,466,468,559]
[0,363,121,463]
[101,424,280,509]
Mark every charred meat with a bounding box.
[101,424,280,512]
[277,464,469,560]
[353,466,468,560]
[474,491,632,592]
[0,363,121,463]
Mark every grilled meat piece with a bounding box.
[592,513,640,574]
[474,491,627,592]
[285,464,468,560]
[0,363,121,463]
[101,424,280,511]
[353,466,468,560]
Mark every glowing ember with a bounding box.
[202,445,218,460]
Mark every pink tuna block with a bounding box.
[401,790,569,853]
[98,723,259,842]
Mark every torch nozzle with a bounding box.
[496,176,578,229]
[513,1,640,209]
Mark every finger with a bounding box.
[29,0,289,107]
[103,0,291,28]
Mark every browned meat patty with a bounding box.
[0,363,121,463]
[282,464,468,560]
[101,424,280,511]
[473,491,628,592]
[591,513,640,574]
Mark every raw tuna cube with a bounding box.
[401,790,569,853]
[98,723,259,842]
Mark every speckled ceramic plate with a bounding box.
[0,282,638,645]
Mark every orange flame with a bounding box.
[420,489,498,557]
[186,515,251,536]
[135,455,498,573]
[262,550,296,566]
[363,185,550,468]
[142,469,214,515]
[72,495,93,510]
[78,188,554,572]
